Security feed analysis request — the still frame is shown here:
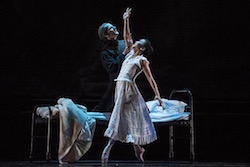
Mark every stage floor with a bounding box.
[0,160,249,167]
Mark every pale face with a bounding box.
[106,25,119,40]
[132,39,146,54]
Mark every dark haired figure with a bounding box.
[92,22,125,111]
[101,8,162,164]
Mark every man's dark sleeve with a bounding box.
[101,50,125,74]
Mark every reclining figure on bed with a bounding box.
[36,98,96,164]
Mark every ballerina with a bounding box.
[101,7,162,164]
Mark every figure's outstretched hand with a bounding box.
[123,7,132,20]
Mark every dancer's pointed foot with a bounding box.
[101,139,115,164]
[101,149,109,164]
[134,147,145,163]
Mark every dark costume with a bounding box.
[92,40,125,111]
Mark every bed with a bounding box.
[30,89,195,162]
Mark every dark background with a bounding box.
[1,0,249,163]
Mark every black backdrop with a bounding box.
[1,0,250,162]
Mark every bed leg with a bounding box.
[190,96,195,161]
[29,112,35,163]
[169,125,174,160]
[190,120,195,161]
[46,107,52,163]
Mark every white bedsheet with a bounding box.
[87,98,190,123]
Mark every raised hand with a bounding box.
[123,7,132,20]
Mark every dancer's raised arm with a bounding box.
[123,7,133,55]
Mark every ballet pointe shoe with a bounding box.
[134,147,145,163]
[101,148,109,164]
[101,152,108,164]
[102,139,115,164]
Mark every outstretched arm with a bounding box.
[123,7,132,55]
[123,11,128,47]
[141,60,163,106]
[126,9,133,46]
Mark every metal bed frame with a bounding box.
[168,89,195,161]
[29,105,58,162]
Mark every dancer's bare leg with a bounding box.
[133,144,145,163]
[102,138,115,164]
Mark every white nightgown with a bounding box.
[104,50,157,145]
